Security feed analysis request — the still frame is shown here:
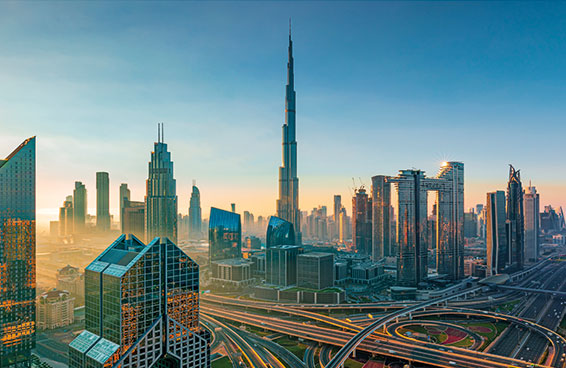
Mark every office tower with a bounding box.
[464,210,478,238]
[36,290,74,330]
[541,205,561,234]
[59,195,74,237]
[390,170,428,286]
[276,26,301,242]
[257,216,266,233]
[146,123,178,243]
[266,216,296,248]
[243,211,254,232]
[297,253,334,290]
[506,165,524,270]
[73,181,87,233]
[352,187,372,256]
[231,203,236,213]
[69,235,210,368]
[524,185,540,263]
[371,175,392,260]
[333,195,342,239]
[122,199,145,240]
[119,183,130,231]
[0,137,36,367]
[486,191,507,275]
[208,207,241,263]
[188,183,202,240]
[96,172,110,231]
[266,245,301,287]
[477,204,486,240]
[436,162,465,280]
[339,208,347,244]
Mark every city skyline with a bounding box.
[2,2,566,229]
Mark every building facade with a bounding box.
[266,216,295,248]
[486,191,507,276]
[122,200,145,240]
[0,137,36,367]
[266,245,301,287]
[36,290,74,330]
[297,253,334,290]
[208,207,241,263]
[352,187,372,256]
[506,165,524,271]
[146,124,178,243]
[188,183,202,240]
[96,172,110,231]
[524,185,540,263]
[276,27,301,242]
[371,175,392,260]
[68,235,210,368]
[73,181,87,233]
[118,183,130,232]
[59,195,74,237]
[57,265,85,305]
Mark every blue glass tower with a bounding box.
[208,207,241,263]
[266,216,295,248]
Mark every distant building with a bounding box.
[352,187,372,256]
[339,208,349,244]
[211,258,254,287]
[352,262,385,285]
[371,175,392,260]
[68,235,210,368]
[50,221,60,239]
[297,253,334,290]
[57,265,84,305]
[524,185,540,263]
[333,195,342,239]
[146,123,178,243]
[122,199,145,240]
[36,290,74,330]
[0,137,36,367]
[245,236,262,250]
[251,253,266,277]
[59,195,74,237]
[266,216,295,248]
[266,245,301,287]
[541,205,561,234]
[188,183,203,240]
[486,191,507,275]
[464,210,478,238]
[209,207,241,263]
[73,181,87,233]
[119,183,130,231]
[96,172,110,231]
[506,165,524,270]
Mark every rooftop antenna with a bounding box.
[289,17,292,38]
[157,123,160,143]
[162,123,164,142]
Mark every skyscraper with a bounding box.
[188,182,202,240]
[506,165,524,271]
[276,26,301,242]
[122,199,145,240]
[59,195,74,237]
[73,181,87,233]
[371,175,392,260]
[208,207,241,263]
[486,191,507,276]
[96,172,110,231]
[352,187,372,256]
[266,216,296,248]
[118,183,130,232]
[0,137,36,367]
[524,185,540,263]
[69,235,210,367]
[146,123,178,243]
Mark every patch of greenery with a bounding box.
[211,356,232,368]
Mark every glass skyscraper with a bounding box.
[188,183,202,240]
[119,183,130,232]
[266,216,295,248]
[73,181,87,233]
[486,191,507,276]
[146,124,178,243]
[208,207,241,263]
[352,188,372,257]
[0,137,36,367]
[371,175,392,260]
[96,172,110,232]
[506,165,524,271]
[69,235,210,368]
[524,185,540,263]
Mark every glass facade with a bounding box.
[506,165,524,270]
[266,216,295,248]
[69,235,210,368]
[0,137,36,368]
[371,175,392,260]
[266,245,300,287]
[297,253,334,290]
[486,191,507,276]
[208,207,241,263]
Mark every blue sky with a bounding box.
[1,2,565,228]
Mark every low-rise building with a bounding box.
[56,265,84,305]
[36,290,74,330]
[297,252,334,290]
[211,258,254,287]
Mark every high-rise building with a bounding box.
[486,191,507,276]
[73,181,87,233]
[36,290,74,330]
[506,165,524,271]
[436,162,465,280]
[371,175,392,260]
[524,185,540,263]
[122,199,145,240]
[338,208,348,244]
[266,216,296,248]
[59,195,74,237]
[209,207,241,263]
[297,253,334,290]
[146,123,178,243]
[119,183,130,231]
[464,210,478,238]
[266,245,301,287]
[69,235,210,367]
[276,26,301,242]
[352,188,372,256]
[0,137,36,367]
[188,183,202,240]
[96,172,110,231]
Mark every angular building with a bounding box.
[68,235,210,368]
[73,181,87,233]
[486,191,507,276]
[188,183,202,240]
[208,207,241,263]
[352,187,372,256]
[119,183,130,231]
[146,124,178,243]
[524,185,540,263]
[96,172,110,231]
[276,26,301,243]
[0,137,36,367]
[266,245,301,287]
[371,175,392,260]
[266,216,295,248]
[506,165,524,271]
[121,200,145,240]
